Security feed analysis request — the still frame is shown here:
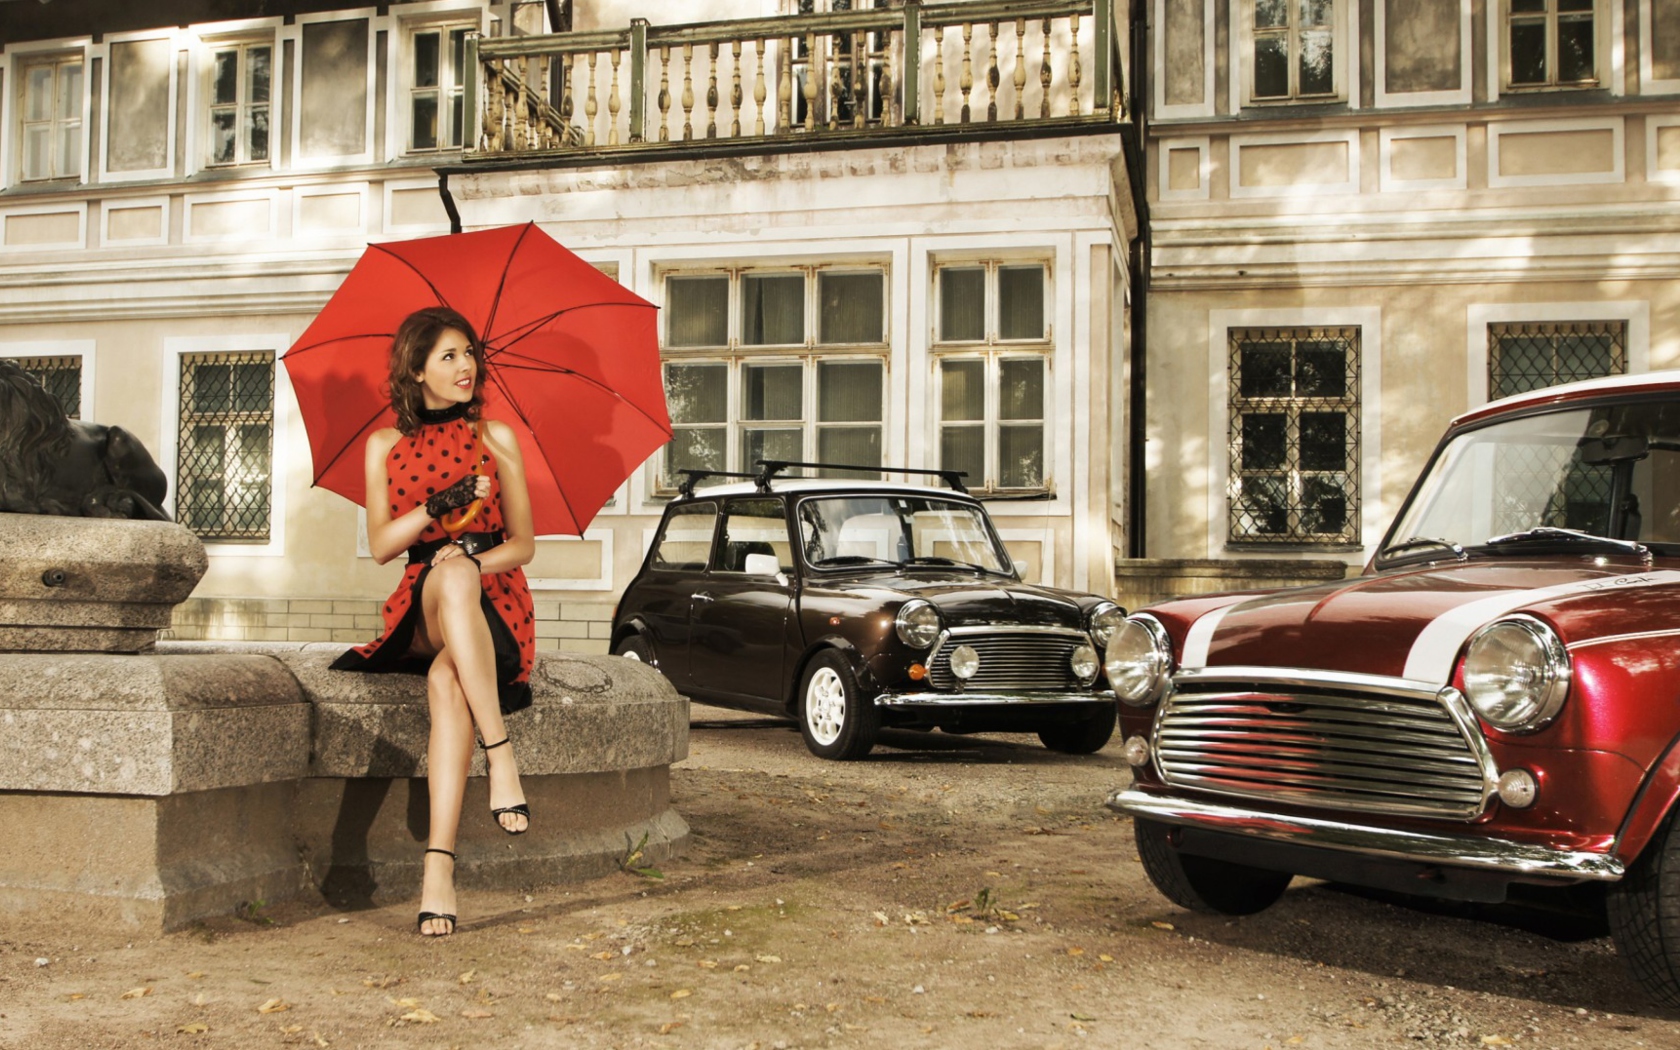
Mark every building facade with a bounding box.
[0,0,1140,648]
[1142,0,1680,589]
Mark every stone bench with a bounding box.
[0,642,688,931]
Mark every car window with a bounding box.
[797,495,1012,574]
[650,501,718,571]
[718,497,792,573]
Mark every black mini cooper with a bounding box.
[612,462,1124,759]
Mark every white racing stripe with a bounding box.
[1401,570,1680,684]
[1180,604,1237,669]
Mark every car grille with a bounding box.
[1153,678,1492,820]
[927,630,1090,692]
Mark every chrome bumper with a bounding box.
[1105,787,1625,883]
[874,691,1114,708]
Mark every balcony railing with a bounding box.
[466,0,1123,160]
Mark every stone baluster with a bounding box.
[877,32,894,127]
[1040,18,1053,119]
[986,22,999,122]
[803,32,818,131]
[585,51,599,146]
[730,40,743,137]
[657,45,672,142]
[486,59,504,152]
[851,30,865,128]
[959,22,973,123]
[778,36,793,131]
[681,43,695,140]
[515,59,531,150]
[608,48,623,145]
[1068,16,1081,117]
[932,25,945,125]
[754,38,768,135]
[707,41,720,139]
[1013,19,1027,121]
[828,34,843,130]
[560,53,575,130]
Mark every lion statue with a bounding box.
[0,358,170,520]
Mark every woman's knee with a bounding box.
[430,557,481,605]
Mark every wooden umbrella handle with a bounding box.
[440,421,489,538]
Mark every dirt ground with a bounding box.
[4,704,1679,1049]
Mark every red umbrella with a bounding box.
[283,223,669,535]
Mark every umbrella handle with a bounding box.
[439,499,484,537]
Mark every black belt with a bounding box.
[408,530,504,564]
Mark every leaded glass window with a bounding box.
[177,352,274,541]
[1228,327,1360,546]
[12,356,81,418]
[1488,320,1625,399]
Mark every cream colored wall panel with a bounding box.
[1231,133,1360,198]
[1154,0,1214,118]
[1375,0,1472,107]
[184,191,279,241]
[1158,136,1210,201]
[1489,122,1624,187]
[1649,117,1680,183]
[103,199,169,244]
[997,529,1055,586]
[1,207,86,250]
[527,530,616,592]
[294,185,367,233]
[1380,125,1467,191]
[384,180,452,233]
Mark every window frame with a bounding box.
[930,259,1054,497]
[99,30,181,183]
[1500,0,1605,93]
[160,334,291,557]
[196,34,278,170]
[0,340,94,422]
[12,49,87,185]
[1235,0,1353,108]
[655,263,891,495]
[1466,301,1651,406]
[387,5,487,160]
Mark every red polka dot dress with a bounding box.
[331,403,536,714]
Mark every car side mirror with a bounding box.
[744,552,782,577]
[1012,558,1028,577]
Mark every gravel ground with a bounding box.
[3,704,1678,1049]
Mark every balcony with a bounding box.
[463,0,1128,166]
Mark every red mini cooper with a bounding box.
[1106,371,1680,1004]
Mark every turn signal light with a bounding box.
[909,663,927,680]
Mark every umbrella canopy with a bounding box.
[283,223,669,535]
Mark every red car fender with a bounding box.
[1614,729,1680,865]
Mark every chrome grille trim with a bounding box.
[926,626,1096,692]
[1150,670,1498,821]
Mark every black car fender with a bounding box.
[610,617,651,654]
[786,637,881,709]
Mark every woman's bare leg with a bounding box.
[420,649,473,935]
[421,557,528,832]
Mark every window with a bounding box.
[205,41,272,166]
[1250,0,1338,102]
[660,267,888,489]
[409,25,471,151]
[719,498,793,573]
[177,352,274,541]
[650,501,718,570]
[12,355,81,418]
[19,55,83,181]
[1506,0,1597,89]
[1228,326,1361,546]
[1489,320,1625,399]
[933,262,1050,494]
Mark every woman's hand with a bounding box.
[430,543,480,570]
[425,474,482,519]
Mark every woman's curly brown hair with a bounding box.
[388,306,488,436]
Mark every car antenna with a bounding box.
[754,460,970,494]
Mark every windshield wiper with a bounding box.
[1381,536,1467,562]
[810,555,893,568]
[902,555,993,572]
[1485,527,1652,563]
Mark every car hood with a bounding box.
[817,570,1088,629]
[1157,560,1680,687]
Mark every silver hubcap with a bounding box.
[805,667,847,746]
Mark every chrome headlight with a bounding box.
[1087,602,1124,648]
[949,644,980,680]
[1104,615,1173,707]
[1070,644,1100,684]
[895,600,942,648]
[1460,616,1570,733]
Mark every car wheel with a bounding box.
[614,634,655,667]
[797,651,879,761]
[1134,817,1292,916]
[1037,705,1117,754]
[1607,810,1680,1007]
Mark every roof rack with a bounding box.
[754,460,969,494]
[675,469,761,499]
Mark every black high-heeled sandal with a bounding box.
[482,736,530,836]
[417,847,457,936]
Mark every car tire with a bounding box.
[1607,810,1680,1007]
[1134,817,1292,916]
[614,634,655,667]
[1037,705,1117,754]
[797,651,879,761]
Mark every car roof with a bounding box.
[1453,369,1680,428]
[672,479,980,504]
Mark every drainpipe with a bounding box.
[1123,0,1151,559]
[438,171,463,235]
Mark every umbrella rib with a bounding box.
[316,402,393,490]
[487,351,673,438]
[282,331,401,360]
[368,241,457,315]
[483,362,583,535]
[480,223,535,344]
[484,298,657,353]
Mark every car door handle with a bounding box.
[691,592,713,603]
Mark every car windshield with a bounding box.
[1384,397,1680,561]
[797,494,1014,575]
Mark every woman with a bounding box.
[331,306,537,937]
